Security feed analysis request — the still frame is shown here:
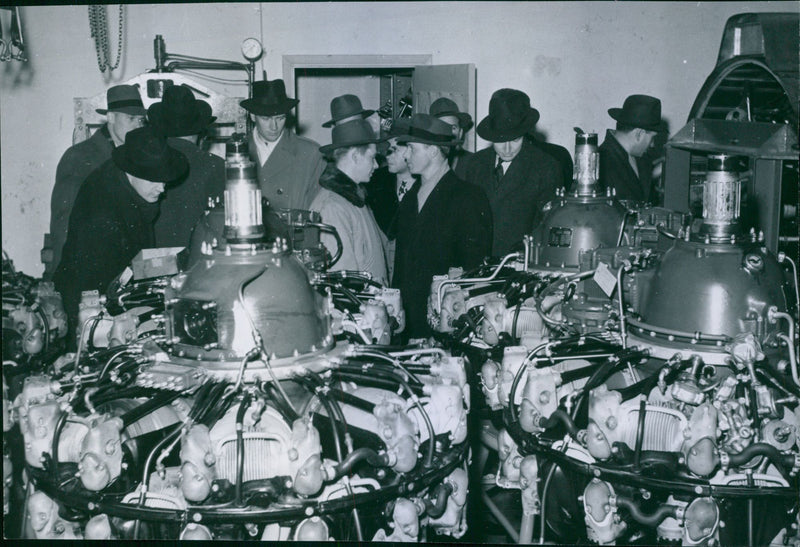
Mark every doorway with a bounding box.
[283,55,477,151]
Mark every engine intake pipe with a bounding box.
[421,481,453,519]
[615,495,680,527]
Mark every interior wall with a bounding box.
[296,73,382,145]
[1,1,796,276]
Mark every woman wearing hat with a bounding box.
[310,119,389,284]
[599,94,662,203]
[148,85,225,249]
[54,127,188,345]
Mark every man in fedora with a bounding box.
[429,97,473,179]
[47,84,147,279]
[393,114,492,339]
[322,94,375,128]
[311,119,389,284]
[148,85,225,248]
[54,126,188,340]
[461,88,563,257]
[366,118,417,236]
[599,94,662,203]
[240,79,325,211]
[365,118,417,279]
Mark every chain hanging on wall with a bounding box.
[88,4,124,73]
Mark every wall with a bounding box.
[296,72,382,144]
[1,1,796,275]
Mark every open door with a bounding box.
[413,64,477,152]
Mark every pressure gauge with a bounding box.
[241,38,263,62]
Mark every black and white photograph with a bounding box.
[1,2,798,543]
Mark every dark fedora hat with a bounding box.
[322,94,375,128]
[147,85,216,137]
[429,97,473,131]
[112,126,189,183]
[608,94,662,131]
[239,79,299,116]
[395,114,460,146]
[383,117,412,140]
[96,84,146,116]
[319,118,386,154]
[477,88,540,142]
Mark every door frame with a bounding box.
[282,54,433,102]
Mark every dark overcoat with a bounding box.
[48,125,115,278]
[154,138,225,248]
[599,129,653,203]
[248,129,325,211]
[54,160,159,333]
[365,166,400,238]
[462,140,562,257]
[450,148,473,181]
[393,170,492,339]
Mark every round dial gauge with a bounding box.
[241,38,263,61]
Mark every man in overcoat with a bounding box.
[54,126,188,342]
[599,94,662,203]
[461,89,563,257]
[312,118,389,284]
[47,84,146,278]
[148,85,225,248]
[393,114,492,340]
[429,97,473,180]
[240,79,325,211]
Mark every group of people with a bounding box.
[49,77,663,342]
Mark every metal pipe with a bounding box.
[633,398,647,469]
[234,392,251,506]
[778,253,799,320]
[134,425,182,539]
[777,333,799,388]
[538,463,558,544]
[616,210,630,247]
[616,264,629,350]
[519,511,535,544]
[482,490,520,543]
[437,252,521,312]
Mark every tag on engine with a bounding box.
[119,266,133,287]
[593,261,617,297]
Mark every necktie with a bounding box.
[494,157,506,190]
[397,179,411,202]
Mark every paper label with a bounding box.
[119,266,133,287]
[593,261,617,297]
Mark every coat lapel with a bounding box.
[263,130,296,178]
[494,143,534,200]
